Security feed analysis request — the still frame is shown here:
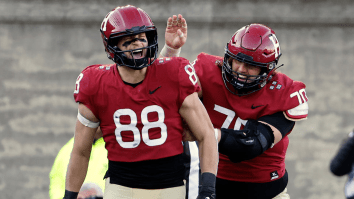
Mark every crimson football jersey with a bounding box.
[74,57,200,162]
[193,53,308,183]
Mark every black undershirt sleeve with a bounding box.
[257,111,295,138]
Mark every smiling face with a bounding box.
[231,58,261,83]
[116,33,148,60]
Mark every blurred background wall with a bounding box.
[1,0,354,198]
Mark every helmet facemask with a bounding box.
[100,6,159,70]
[104,26,158,70]
[221,23,282,96]
[222,46,277,96]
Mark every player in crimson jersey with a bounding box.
[174,23,308,198]
[63,5,218,199]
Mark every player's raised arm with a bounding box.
[159,14,187,58]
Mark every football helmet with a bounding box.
[100,5,158,70]
[222,23,282,95]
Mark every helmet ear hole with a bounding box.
[108,38,120,48]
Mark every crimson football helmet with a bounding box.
[100,5,158,70]
[222,23,282,95]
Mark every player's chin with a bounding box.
[238,76,256,83]
[245,79,257,83]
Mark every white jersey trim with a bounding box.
[187,142,200,199]
[285,102,309,121]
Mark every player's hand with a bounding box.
[182,119,197,141]
[183,130,197,141]
[197,192,216,199]
[165,14,187,49]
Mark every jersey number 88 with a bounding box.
[113,105,167,148]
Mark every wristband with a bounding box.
[159,43,181,57]
[63,189,78,199]
[201,172,216,187]
[198,172,216,199]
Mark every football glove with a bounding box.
[63,190,78,199]
[197,172,216,199]
[218,119,274,163]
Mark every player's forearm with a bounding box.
[65,152,90,192]
[65,115,96,193]
[198,133,218,175]
[195,109,218,175]
[179,93,218,173]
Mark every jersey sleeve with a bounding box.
[176,58,201,107]
[192,53,203,79]
[278,78,309,121]
[73,65,101,118]
[192,52,210,80]
[192,52,222,88]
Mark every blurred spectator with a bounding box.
[49,128,108,199]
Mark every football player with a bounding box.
[170,24,309,198]
[63,5,218,199]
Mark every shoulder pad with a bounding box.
[193,53,223,74]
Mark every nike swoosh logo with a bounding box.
[251,104,264,109]
[149,86,161,94]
